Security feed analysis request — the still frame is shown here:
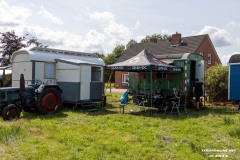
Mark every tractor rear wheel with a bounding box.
[2,104,21,121]
[37,88,62,114]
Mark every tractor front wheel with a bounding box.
[2,104,21,121]
[37,88,62,114]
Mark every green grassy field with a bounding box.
[0,93,240,160]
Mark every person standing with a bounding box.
[193,78,203,110]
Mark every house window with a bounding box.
[91,66,101,81]
[208,54,212,64]
[44,62,55,79]
[122,74,129,83]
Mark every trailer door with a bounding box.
[195,60,205,83]
[229,65,240,100]
[80,65,91,100]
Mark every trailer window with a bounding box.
[44,63,56,79]
[91,67,101,81]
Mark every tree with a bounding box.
[104,44,125,65]
[140,34,170,43]
[126,39,137,49]
[94,53,105,59]
[205,64,228,102]
[103,45,125,82]
[0,30,45,66]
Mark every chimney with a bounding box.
[171,32,181,45]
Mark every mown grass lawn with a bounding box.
[0,93,240,160]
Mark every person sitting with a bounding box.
[153,88,163,108]
[163,88,180,112]
[155,88,163,97]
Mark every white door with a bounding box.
[195,60,205,83]
[80,65,91,100]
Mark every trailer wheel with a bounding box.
[37,88,62,114]
[2,104,21,121]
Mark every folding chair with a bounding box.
[171,93,187,115]
[153,96,164,110]
[130,92,146,112]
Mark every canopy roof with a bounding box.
[107,50,183,72]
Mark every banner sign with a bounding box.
[107,65,183,73]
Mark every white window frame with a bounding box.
[44,62,56,79]
[91,66,102,82]
[122,74,129,84]
[208,54,212,64]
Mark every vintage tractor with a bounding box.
[0,74,62,121]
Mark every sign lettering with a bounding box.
[132,66,147,70]
[110,66,124,70]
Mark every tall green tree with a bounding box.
[140,34,170,43]
[104,44,125,65]
[94,53,105,59]
[0,30,45,66]
[104,45,125,82]
[126,39,137,49]
[205,64,228,102]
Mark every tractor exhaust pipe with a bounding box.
[20,74,25,103]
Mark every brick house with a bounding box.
[114,33,221,88]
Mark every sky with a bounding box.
[0,0,240,65]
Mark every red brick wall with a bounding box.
[171,33,182,44]
[115,71,128,88]
[196,36,221,68]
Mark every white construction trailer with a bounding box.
[10,47,105,103]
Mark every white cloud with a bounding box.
[9,25,108,54]
[89,11,115,24]
[226,21,240,28]
[220,51,239,65]
[135,36,145,42]
[236,38,240,45]
[0,1,132,54]
[161,30,171,35]
[82,30,107,53]
[197,26,232,47]
[132,20,140,30]
[104,23,131,45]
[89,11,132,47]
[38,6,63,25]
[0,0,31,26]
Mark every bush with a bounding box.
[205,64,228,102]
